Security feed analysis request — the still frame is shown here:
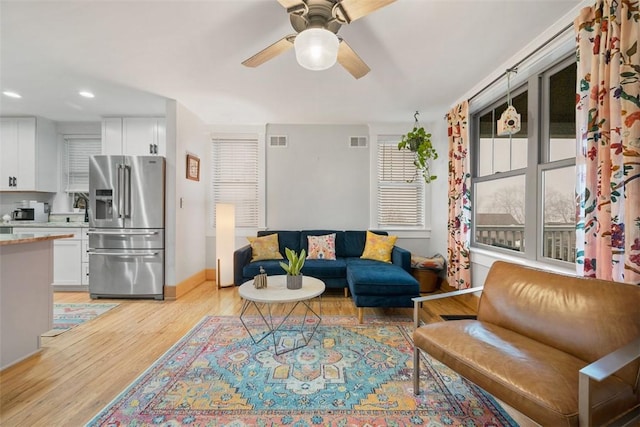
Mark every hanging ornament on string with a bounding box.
[497,68,521,136]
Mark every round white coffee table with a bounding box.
[238,275,325,355]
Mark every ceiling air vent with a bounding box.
[269,135,288,148]
[350,136,367,148]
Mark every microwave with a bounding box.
[12,208,34,221]
[12,202,49,222]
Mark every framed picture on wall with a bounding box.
[186,154,200,181]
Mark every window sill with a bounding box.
[470,246,577,277]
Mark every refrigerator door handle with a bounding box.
[87,230,159,236]
[88,251,159,257]
[124,164,131,218]
[117,164,124,219]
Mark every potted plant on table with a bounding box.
[397,112,438,183]
[280,248,306,289]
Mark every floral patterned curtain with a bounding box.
[575,0,640,284]
[447,100,472,289]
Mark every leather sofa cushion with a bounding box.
[479,261,640,386]
[346,258,418,296]
[414,320,637,427]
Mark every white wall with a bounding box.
[265,123,370,229]
[426,118,450,258]
[204,122,443,269]
[164,100,208,287]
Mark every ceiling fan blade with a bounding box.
[277,0,302,9]
[336,0,397,23]
[241,35,295,68]
[337,40,370,79]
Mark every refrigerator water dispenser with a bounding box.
[95,189,113,220]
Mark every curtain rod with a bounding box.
[468,21,574,103]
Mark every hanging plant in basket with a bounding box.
[397,111,438,183]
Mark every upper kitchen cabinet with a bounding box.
[102,117,166,156]
[0,117,57,192]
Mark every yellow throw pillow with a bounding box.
[247,234,283,262]
[360,231,397,263]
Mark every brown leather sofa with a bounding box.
[412,261,640,426]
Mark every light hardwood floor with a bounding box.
[0,282,477,427]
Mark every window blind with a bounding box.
[211,136,259,228]
[377,136,424,227]
[64,136,101,193]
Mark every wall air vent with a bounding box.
[350,136,367,148]
[269,135,288,148]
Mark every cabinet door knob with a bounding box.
[8,177,11,187]
[149,144,153,154]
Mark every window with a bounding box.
[211,135,260,228]
[540,60,577,263]
[63,136,101,193]
[472,57,576,265]
[376,135,424,228]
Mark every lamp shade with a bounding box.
[216,203,235,288]
[294,28,339,71]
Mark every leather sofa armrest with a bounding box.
[391,246,412,272]
[234,244,252,286]
[579,336,640,426]
[412,287,484,328]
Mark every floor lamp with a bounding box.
[216,203,235,288]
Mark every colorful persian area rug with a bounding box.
[86,315,517,426]
[41,302,119,337]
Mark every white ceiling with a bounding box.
[0,0,582,125]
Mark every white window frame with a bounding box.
[369,124,429,237]
[470,55,576,269]
[62,134,101,193]
[209,131,265,235]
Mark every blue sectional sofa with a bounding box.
[233,230,420,323]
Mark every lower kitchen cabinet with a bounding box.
[52,238,82,285]
[14,227,88,289]
[81,230,89,285]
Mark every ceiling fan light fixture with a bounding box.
[294,28,339,71]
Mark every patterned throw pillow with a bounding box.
[247,234,283,262]
[360,231,397,263]
[306,233,337,260]
[411,253,446,270]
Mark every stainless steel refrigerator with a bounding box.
[88,155,165,300]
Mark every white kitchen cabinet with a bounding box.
[81,230,89,285]
[0,117,57,192]
[53,239,82,286]
[101,117,165,156]
[13,227,85,289]
[101,117,123,155]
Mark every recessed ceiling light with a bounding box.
[79,91,95,98]
[3,91,22,99]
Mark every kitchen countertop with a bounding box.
[0,233,74,246]
[2,221,89,228]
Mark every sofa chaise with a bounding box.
[234,230,420,323]
[412,261,640,426]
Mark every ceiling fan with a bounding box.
[241,0,396,79]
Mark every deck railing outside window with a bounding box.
[475,224,575,263]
